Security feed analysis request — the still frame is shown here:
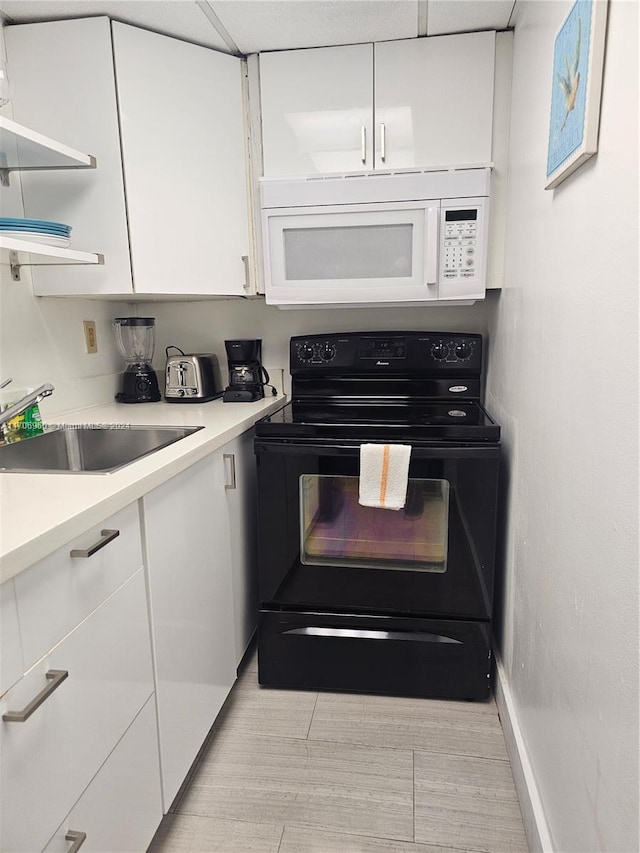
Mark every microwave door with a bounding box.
[263,202,440,306]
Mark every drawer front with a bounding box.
[0,569,154,853]
[14,502,142,669]
[259,610,492,700]
[0,579,23,697]
[43,698,162,853]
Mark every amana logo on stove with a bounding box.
[449,385,468,393]
[376,361,390,366]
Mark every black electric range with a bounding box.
[254,331,501,700]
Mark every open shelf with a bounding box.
[0,116,96,183]
[0,235,103,281]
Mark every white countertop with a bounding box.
[0,395,285,583]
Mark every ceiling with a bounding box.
[0,0,516,56]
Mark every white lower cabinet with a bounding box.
[225,429,260,666]
[0,579,23,698]
[142,450,237,810]
[1,428,263,848]
[0,569,156,853]
[43,698,162,853]
[13,502,143,671]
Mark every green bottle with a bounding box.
[23,403,43,437]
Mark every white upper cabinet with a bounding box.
[5,18,133,296]
[260,43,374,175]
[112,23,250,296]
[374,32,495,169]
[5,18,251,297]
[259,32,496,177]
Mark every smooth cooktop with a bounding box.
[255,401,500,442]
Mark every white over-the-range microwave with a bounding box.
[260,167,491,308]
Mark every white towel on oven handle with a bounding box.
[358,443,412,510]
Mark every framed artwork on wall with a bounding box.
[545,0,609,190]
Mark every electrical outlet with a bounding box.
[83,320,98,354]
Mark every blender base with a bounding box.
[116,368,161,403]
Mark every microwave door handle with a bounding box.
[426,207,439,286]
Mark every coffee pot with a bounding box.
[222,339,270,402]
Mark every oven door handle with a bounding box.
[281,626,463,644]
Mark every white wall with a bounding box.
[0,19,130,417]
[150,297,489,396]
[486,2,639,851]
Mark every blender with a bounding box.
[113,317,161,403]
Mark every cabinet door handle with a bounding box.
[241,255,251,292]
[70,529,119,558]
[65,831,87,852]
[223,453,236,490]
[2,669,69,722]
[361,125,367,164]
[380,123,386,162]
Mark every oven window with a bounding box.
[299,475,449,572]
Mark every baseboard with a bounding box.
[494,655,555,853]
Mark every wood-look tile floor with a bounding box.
[148,650,528,853]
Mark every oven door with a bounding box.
[255,440,500,621]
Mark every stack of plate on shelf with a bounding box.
[0,217,72,248]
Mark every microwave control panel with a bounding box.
[440,207,482,282]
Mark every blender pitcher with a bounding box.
[113,317,161,403]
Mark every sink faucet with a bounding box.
[0,383,55,429]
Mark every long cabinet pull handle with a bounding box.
[70,529,119,559]
[65,831,87,852]
[241,255,251,292]
[380,123,386,162]
[223,453,236,490]
[2,669,69,722]
[361,125,366,164]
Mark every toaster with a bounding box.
[165,353,223,402]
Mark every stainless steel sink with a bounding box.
[0,425,204,473]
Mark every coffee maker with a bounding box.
[113,317,161,403]
[223,339,268,402]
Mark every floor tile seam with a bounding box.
[312,699,499,713]
[413,786,523,805]
[415,838,527,853]
[168,805,287,835]
[278,824,491,852]
[298,732,417,758]
[210,728,417,759]
[413,747,511,764]
[309,715,503,729]
[305,692,319,739]
[169,808,415,845]
[178,777,415,803]
[307,708,502,723]
[266,819,417,845]
[412,749,416,842]
[305,735,510,763]
[276,824,285,853]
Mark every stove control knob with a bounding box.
[431,342,447,361]
[455,342,471,360]
[320,344,336,361]
[298,344,314,362]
